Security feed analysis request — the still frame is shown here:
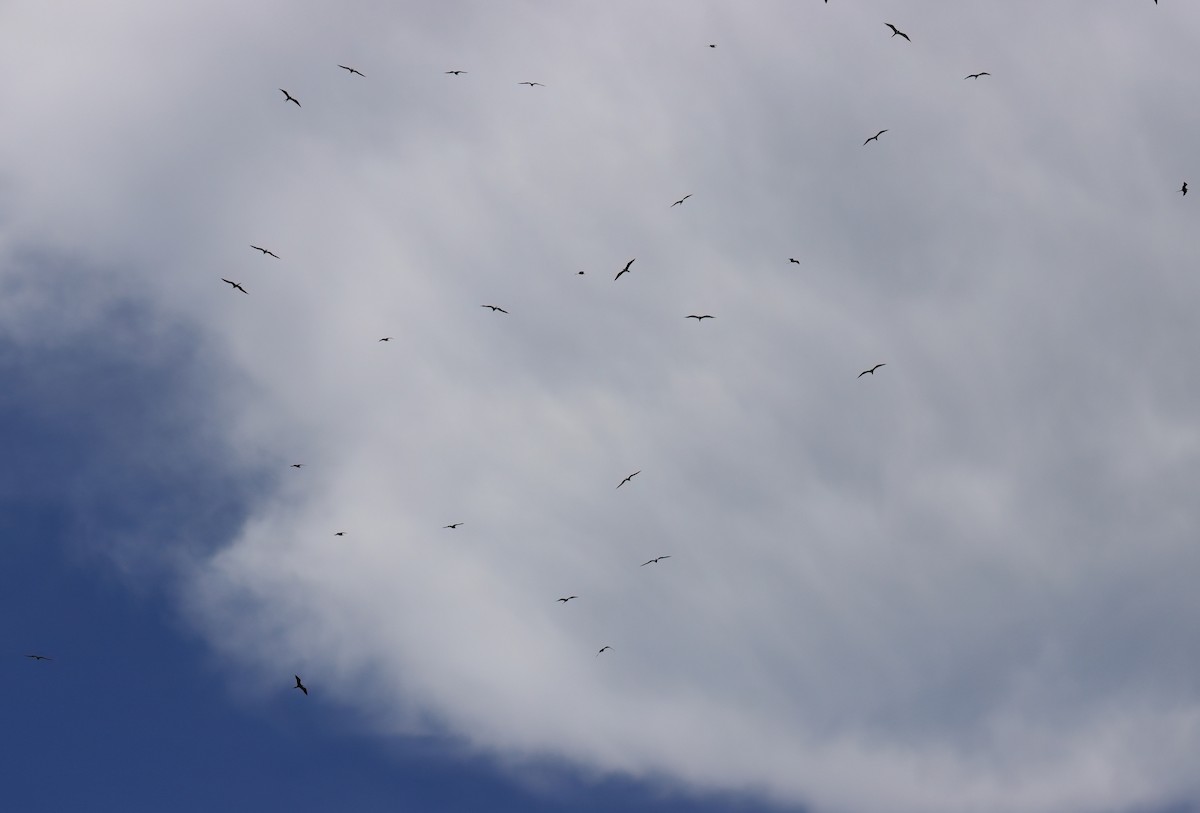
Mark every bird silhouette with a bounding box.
[557,596,578,603]
[789,258,800,264]
[615,258,635,281]
[641,556,671,566]
[280,89,301,107]
[685,315,714,322]
[444,523,463,529]
[671,194,692,207]
[885,23,910,41]
[863,129,888,145]
[445,70,467,75]
[220,278,248,294]
[857,363,886,378]
[334,531,346,536]
[481,305,508,313]
[294,675,308,695]
[1181,182,1188,196]
[617,470,641,489]
[378,337,394,342]
[338,65,365,77]
[964,72,991,80]
[250,245,280,258]
[518,81,545,87]
[596,646,612,656]
[24,654,52,661]
[290,463,304,469]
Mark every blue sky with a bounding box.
[4,2,1200,812]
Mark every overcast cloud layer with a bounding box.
[4,2,1200,812]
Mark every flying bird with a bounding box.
[641,556,671,566]
[616,470,641,489]
[24,654,52,661]
[789,258,800,264]
[220,278,248,294]
[863,129,888,145]
[1181,182,1188,196]
[685,314,714,322]
[518,81,545,87]
[290,463,304,468]
[964,72,991,80]
[279,89,301,107]
[337,65,365,76]
[857,363,886,378]
[294,675,308,695]
[885,23,910,41]
[445,70,467,75]
[557,596,578,603]
[481,305,508,313]
[671,194,692,207]
[378,337,393,342]
[596,646,612,656]
[250,245,280,258]
[615,258,635,281]
[443,523,462,529]
[334,531,346,536]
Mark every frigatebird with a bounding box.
[379,337,393,342]
[444,523,463,529]
[685,315,714,322]
[280,89,301,107]
[24,654,52,661]
[291,464,304,468]
[858,363,886,378]
[250,245,280,258]
[964,72,991,80]
[641,556,671,566]
[671,194,692,207]
[338,65,365,77]
[334,531,346,536]
[615,258,635,281]
[221,278,248,294]
[616,470,641,489]
[481,305,508,313]
[1182,182,1188,196]
[885,23,910,41]
[294,675,308,695]
[789,258,800,264]
[863,129,888,145]
[518,81,545,87]
[557,596,578,603]
[445,70,467,75]
[596,646,612,656]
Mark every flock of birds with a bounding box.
[23,6,1186,715]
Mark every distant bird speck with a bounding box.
[444,523,463,529]
[25,654,52,661]
[686,314,714,322]
[641,556,671,566]
[220,278,248,294]
[789,258,800,264]
[250,245,280,259]
[596,646,612,656]
[885,23,911,41]
[294,675,308,695]
[338,65,365,77]
[379,337,393,342]
[445,70,467,75]
[557,596,578,603]
[863,129,888,145]
[279,89,301,107]
[964,72,991,80]
[671,194,692,207]
[291,463,304,469]
[481,305,508,313]
[615,258,635,281]
[518,82,545,87]
[1181,182,1188,196]
[334,531,346,536]
[857,363,886,378]
[617,470,641,489]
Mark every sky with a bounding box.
[3,1,1200,811]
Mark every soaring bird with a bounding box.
[250,245,280,258]
[24,654,52,661]
[863,129,888,145]
[1182,182,1188,196]
[885,23,910,41]
[964,72,991,80]
[518,81,545,87]
[557,596,578,603]
[616,470,641,489]
[290,463,304,468]
[671,194,692,207]
[338,65,365,76]
[443,523,463,529]
[481,305,508,313]
[596,646,612,656]
[379,337,394,342]
[857,363,886,378]
[334,531,346,536]
[220,278,248,294]
[294,675,308,695]
[685,314,714,322]
[280,89,301,107]
[445,70,467,75]
[789,258,801,264]
[641,556,671,566]
[615,258,635,281]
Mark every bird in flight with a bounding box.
[338,65,365,77]
[443,523,463,529]
[518,81,545,87]
[25,654,52,661]
[290,463,304,468]
[857,363,886,378]
[294,675,308,695]
[685,314,714,322]
[1181,182,1188,196]
[789,258,800,264]
[964,72,991,80]
[615,258,635,281]
[445,70,467,75]
[280,89,301,107]
[481,305,509,313]
[641,556,671,566]
[863,129,888,145]
[334,531,346,536]
[378,337,394,342]
[596,646,612,656]
[616,470,641,489]
[885,23,910,41]
[250,245,280,259]
[671,194,692,207]
[220,278,248,294]
[557,596,578,603]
